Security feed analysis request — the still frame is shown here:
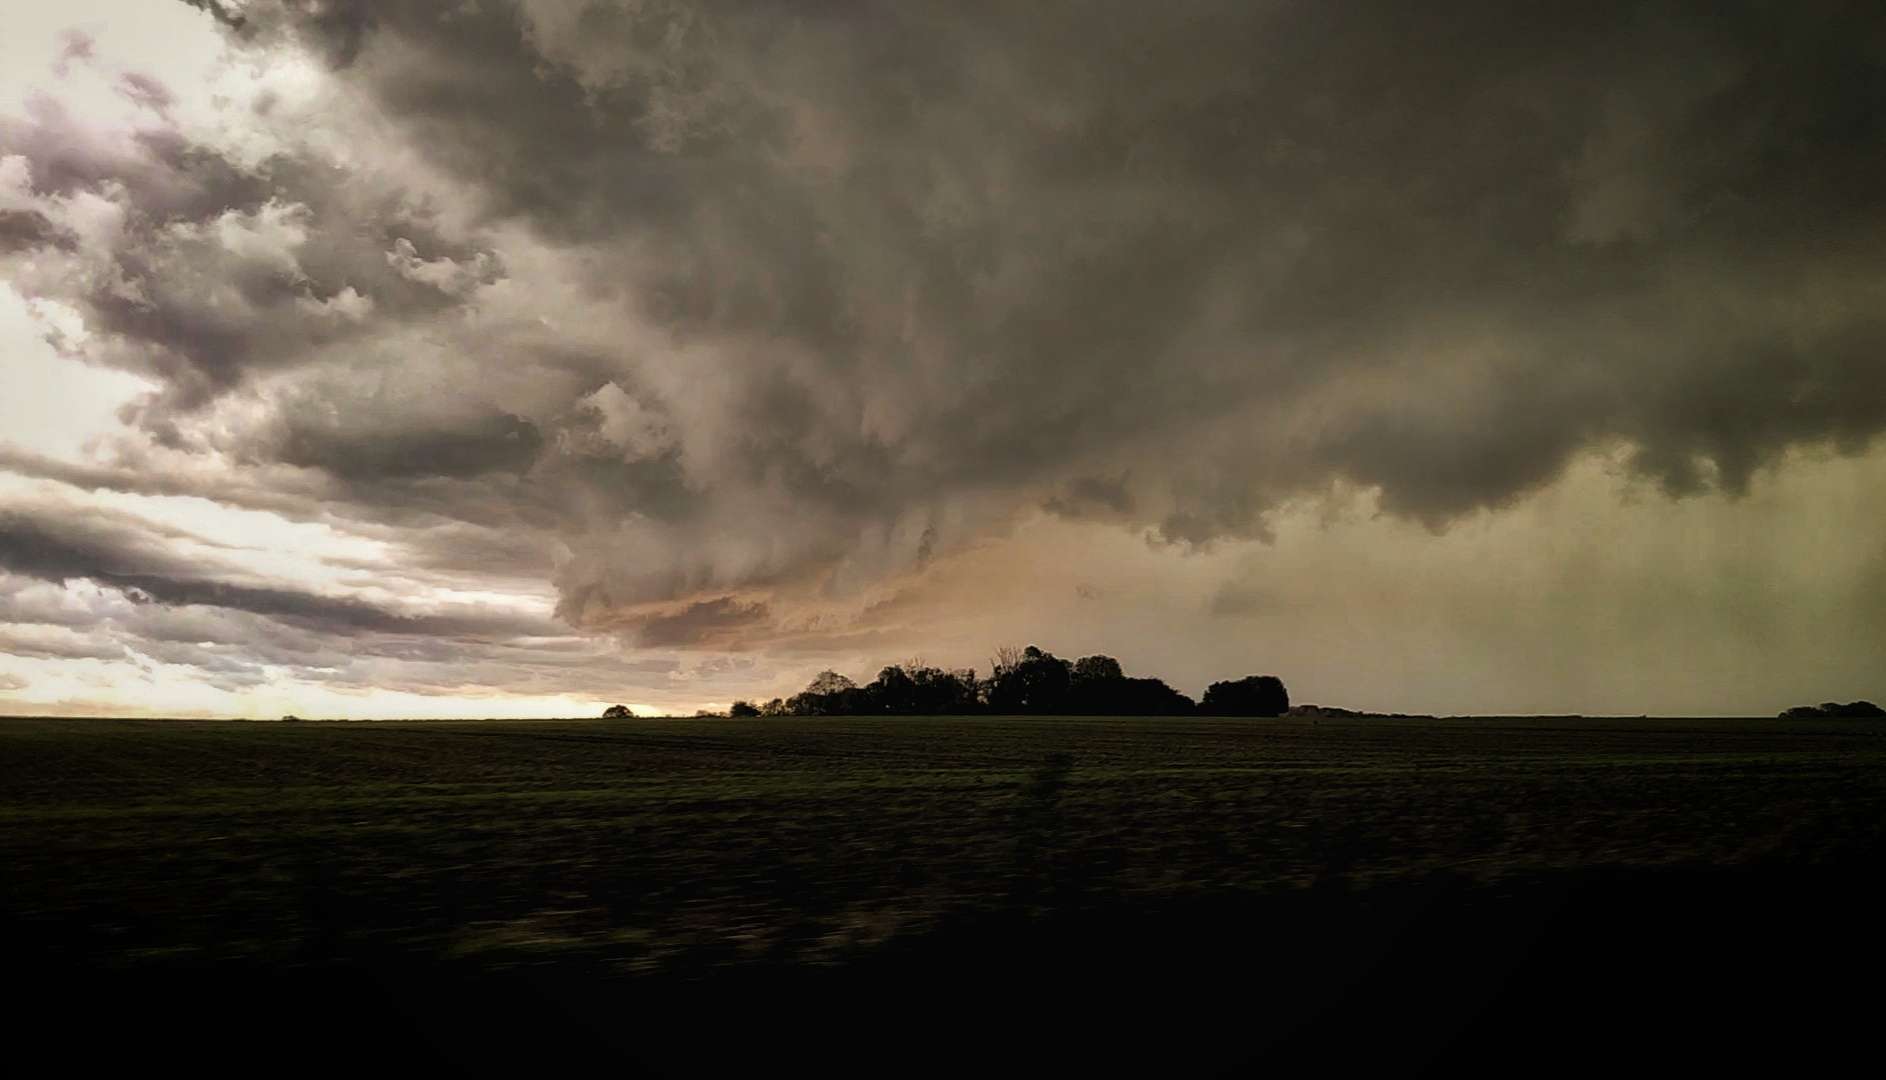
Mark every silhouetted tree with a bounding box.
[1063,653,1195,714]
[729,700,761,717]
[1200,675,1290,717]
[601,704,632,719]
[1781,700,1884,719]
[855,662,980,714]
[1112,677,1197,715]
[808,670,856,696]
[762,647,1287,719]
[991,645,1025,679]
[988,645,1073,713]
[787,670,868,715]
[870,664,916,712]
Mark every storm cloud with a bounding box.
[3,1,1884,715]
[0,503,554,637]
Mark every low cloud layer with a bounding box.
[2,1,1884,715]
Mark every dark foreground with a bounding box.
[4,715,1883,1074]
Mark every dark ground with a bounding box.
[4,714,1882,1074]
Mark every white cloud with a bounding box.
[0,283,152,460]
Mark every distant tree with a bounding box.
[807,671,856,696]
[871,664,916,712]
[929,666,982,713]
[988,645,1073,714]
[1200,675,1290,717]
[788,670,866,715]
[729,700,761,717]
[856,662,980,715]
[991,645,1025,679]
[601,704,633,719]
[1064,654,1196,715]
[1781,700,1884,719]
[1112,677,1196,715]
[766,645,1270,718]
[280,714,304,723]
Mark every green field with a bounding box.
[6,713,1883,977]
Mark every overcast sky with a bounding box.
[2,1,1882,718]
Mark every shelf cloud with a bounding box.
[2,1,1882,716]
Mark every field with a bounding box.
[6,714,1885,1073]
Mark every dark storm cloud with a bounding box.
[1043,475,1135,522]
[0,209,77,252]
[213,1,1886,543]
[0,103,268,223]
[0,625,130,662]
[0,506,552,638]
[0,94,502,417]
[0,505,212,582]
[0,444,334,518]
[632,596,772,648]
[269,401,545,480]
[92,572,547,638]
[177,0,246,31]
[0,565,678,703]
[11,0,1886,668]
[0,445,569,595]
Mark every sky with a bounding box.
[1,0,1882,719]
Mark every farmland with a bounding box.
[5,714,1884,1072]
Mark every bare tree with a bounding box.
[806,670,856,696]
[991,645,1024,679]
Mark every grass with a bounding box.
[6,714,1885,1073]
[5,713,1882,975]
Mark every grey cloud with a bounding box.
[118,73,176,115]
[128,638,271,690]
[1,97,502,418]
[206,2,1886,569]
[0,209,77,252]
[0,443,572,596]
[269,399,545,481]
[0,104,268,223]
[97,572,548,638]
[1043,475,1135,522]
[1208,583,1281,620]
[6,0,1883,675]
[178,0,247,31]
[0,505,209,583]
[1,554,693,709]
[0,624,131,662]
[0,444,340,520]
[0,505,552,639]
[629,596,772,649]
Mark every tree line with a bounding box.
[1779,700,1883,719]
[610,645,1290,718]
